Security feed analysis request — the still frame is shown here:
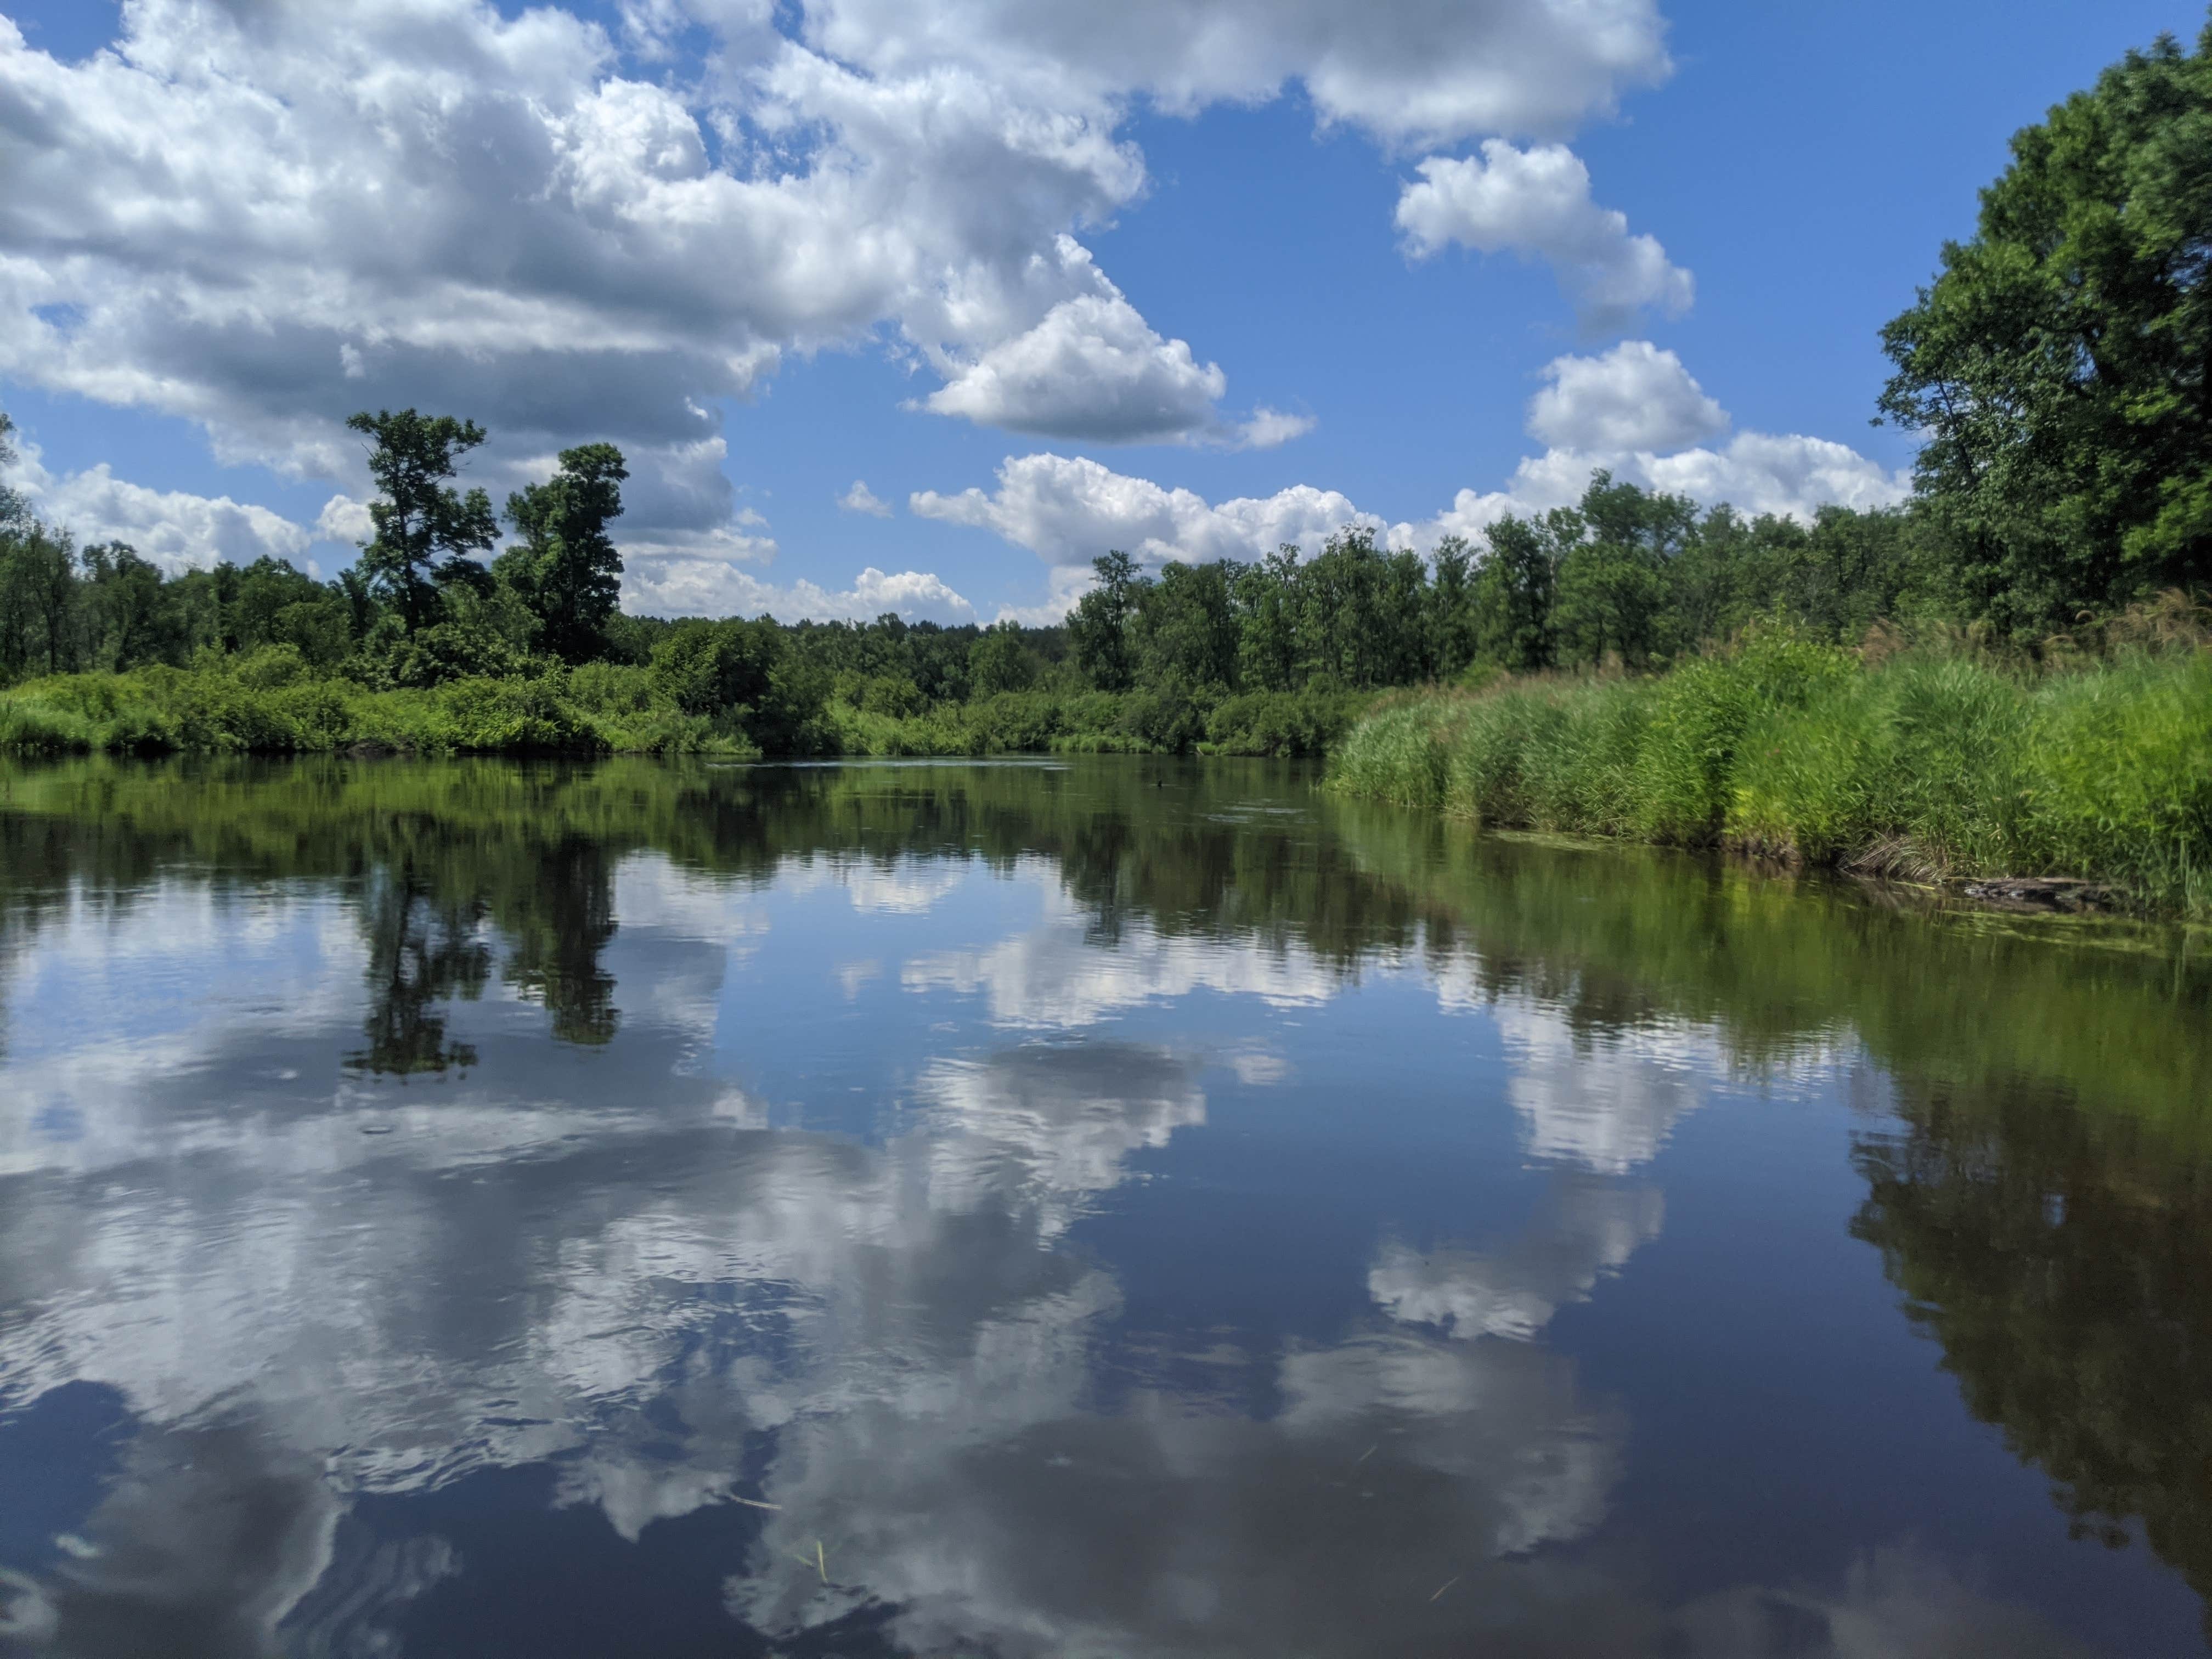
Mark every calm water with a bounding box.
[0,756,2207,1658]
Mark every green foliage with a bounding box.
[968,621,1037,695]
[0,655,745,758]
[650,616,828,754]
[1069,550,1139,691]
[1333,636,2212,915]
[346,408,499,634]
[1878,15,2212,630]
[499,442,628,663]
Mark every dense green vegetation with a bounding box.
[1329,611,2212,914]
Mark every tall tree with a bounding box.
[0,411,27,531]
[1069,550,1139,691]
[1553,475,1696,669]
[79,542,172,670]
[1428,535,1481,679]
[1235,546,1302,692]
[1878,17,2212,630]
[499,442,628,663]
[1473,516,1561,672]
[1134,558,1242,690]
[969,620,1036,695]
[346,409,498,634]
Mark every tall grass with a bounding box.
[1329,625,2212,917]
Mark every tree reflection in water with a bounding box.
[1854,1074,2212,1636]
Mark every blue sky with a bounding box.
[0,0,2199,622]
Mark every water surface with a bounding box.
[0,755,2207,1657]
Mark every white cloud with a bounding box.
[911,452,1374,571]
[919,337,1909,614]
[1400,343,1910,545]
[0,0,1681,574]
[923,292,1228,443]
[1396,142,1692,331]
[0,435,314,573]
[1640,431,1916,519]
[838,479,893,516]
[620,558,975,622]
[1227,407,1318,450]
[803,0,1672,149]
[1526,341,1726,453]
[0,1,1151,549]
[314,494,375,545]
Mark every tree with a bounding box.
[0,411,27,531]
[80,542,173,670]
[1235,546,1301,692]
[969,621,1037,695]
[0,523,81,676]
[1878,17,2212,631]
[499,442,628,663]
[1550,475,1696,669]
[1428,536,1481,678]
[347,409,498,634]
[1472,516,1560,672]
[1133,558,1241,690]
[1069,550,1139,691]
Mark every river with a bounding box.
[0,755,2205,1656]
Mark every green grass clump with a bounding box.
[1330,633,2212,916]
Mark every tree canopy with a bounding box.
[347,409,499,634]
[498,442,629,664]
[1880,15,2212,631]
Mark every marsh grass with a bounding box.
[1330,622,2212,916]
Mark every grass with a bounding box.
[1329,626,2212,917]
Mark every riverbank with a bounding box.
[0,658,1367,760]
[1328,633,2212,918]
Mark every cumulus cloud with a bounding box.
[1396,142,1693,331]
[1400,341,1908,545]
[924,292,1228,442]
[911,452,1374,571]
[922,337,1909,614]
[1525,341,1726,453]
[838,479,892,516]
[1,435,314,573]
[1227,408,1318,449]
[0,0,1673,581]
[803,0,1672,149]
[621,558,975,622]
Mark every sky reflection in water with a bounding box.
[0,757,2205,1657]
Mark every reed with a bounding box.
[1329,625,2212,916]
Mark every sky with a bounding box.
[0,0,2201,624]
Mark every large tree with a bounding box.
[499,442,629,663]
[347,409,498,634]
[1069,550,1139,691]
[1878,17,2212,631]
